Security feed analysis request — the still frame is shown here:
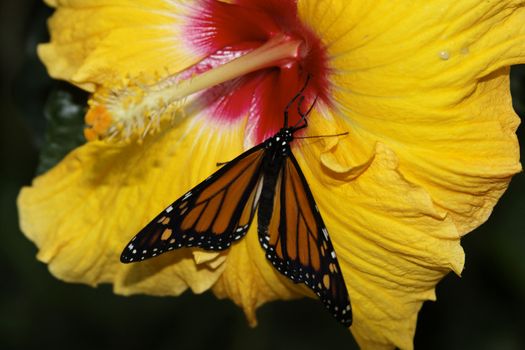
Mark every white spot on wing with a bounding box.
[166,206,173,213]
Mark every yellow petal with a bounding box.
[313,110,376,180]
[193,250,225,269]
[26,1,525,348]
[212,224,307,326]
[299,0,524,234]
[209,114,463,346]
[18,116,248,295]
[296,2,524,347]
[38,0,201,91]
[298,133,464,349]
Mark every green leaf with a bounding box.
[37,90,87,174]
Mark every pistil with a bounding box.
[85,35,303,142]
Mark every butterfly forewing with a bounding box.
[121,145,265,263]
[258,152,352,327]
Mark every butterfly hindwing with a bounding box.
[258,151,352,327]
[121,144,266,263]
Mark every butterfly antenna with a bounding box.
[295,131,349,139]
[284,74,311,128]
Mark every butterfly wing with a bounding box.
[258,152,352,327]
[121,144,266,263]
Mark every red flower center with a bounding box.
[184,0,330,143]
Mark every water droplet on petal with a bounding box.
[439,50,450,60]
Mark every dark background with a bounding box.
[1,1,524,349]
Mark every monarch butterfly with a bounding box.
[120,77,352,327]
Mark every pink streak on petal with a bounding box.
[183,0,331,144]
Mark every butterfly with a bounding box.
[120,76,352,327]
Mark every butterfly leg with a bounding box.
[293,95,317,130]
[284,74,312,127]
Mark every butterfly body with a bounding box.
[121,82,352,327]
[257,126,295,224]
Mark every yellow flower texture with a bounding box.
[18,0,524,348]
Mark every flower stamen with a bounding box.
[85,34,303,142]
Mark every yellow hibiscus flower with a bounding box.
[18,0,524,348]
